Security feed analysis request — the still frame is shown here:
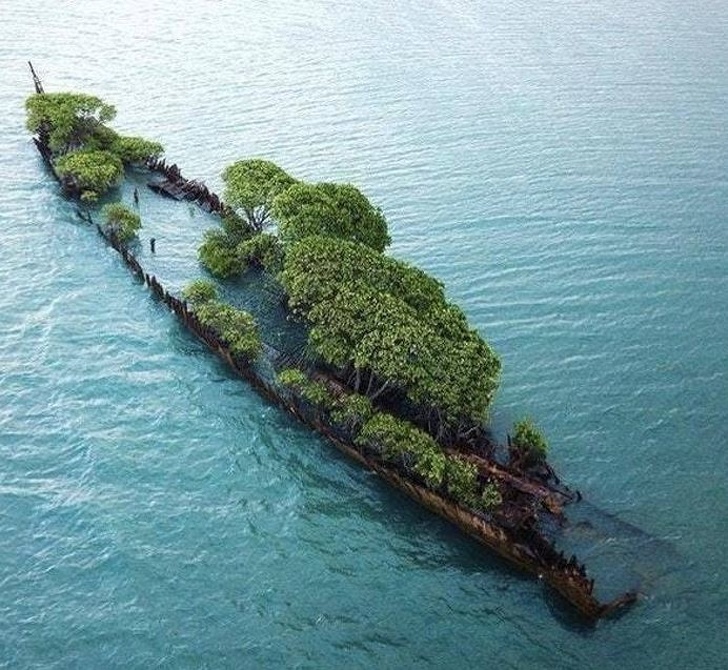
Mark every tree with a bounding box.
[219,212,253,242]
[56,150,123,202]
[110,135,164,164]
[356,412,447,488]
[279,235,447,319]
[26,92,116,154]
[272,182,390,251]
[83,127,162,163]
[236,233,284,273]
[444,457,479,507]
[511,418,548,466]
[182,279,218,305]
[182,285,262,361]
[277,368,333,407]
[330,393,374,433]
[198,229,243,278]
[84,124,121,152]
[354,411,501,511]
[102,202,141,242]
[26,90,165,201]
[280,236,501,438]
[480,481,503,510]
[222,159,296,231]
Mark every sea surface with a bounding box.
[1,1,727,667]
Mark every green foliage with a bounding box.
[480,481,503,510]
[356,412,502,509]
[356,413,447,488]
[26,91,164,200]
[102,202,141,242]
[110,135,164,163]
[277,368,308,388]
[85,126,163,163]
[198,229,242,278]
[55,150,124,201]
[445,457,479,507]
[197,210,260,279]
[512,418,549,463]
[298,379,332,407]
[330,393,374,431]
[199,227,283,278]
[183,279,218,305]
[357,412,428,459]
[272,181,390,251]
[26,92,116,153]
[278,367,373,430]
[84,124,120,151]
[237,233,284,273]
[222,159,296,231]
[414,446,448,489]
[280,236,452,331]
[280,236,501,431]
[277,368,334,407]
[194,301,261,360]
[221,212,254,241]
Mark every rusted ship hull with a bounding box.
[27,63,638,621]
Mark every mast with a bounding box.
[28,61,44,94]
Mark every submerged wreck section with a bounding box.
[26,62,641,621]
[101,228,638,620]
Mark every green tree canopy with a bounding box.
[222,159,297,231]
[280,235,469,338]
[357,411,448,488]
[198,229,242,278]
[511,418,548,465]
[71,125,163,164]
[277,368,334,407]
[55,150,123,202]
[27,91,164,201]
[197,213,259,279]
[272,181,390,251]
[102,202,141,242]
[182,279,218,305]
[280,236,501,436]
[83,124,120,152]
[194,301,261,360]
[110,135,164,164]
[183,281,262,360]
[355,411,500,510]
[236,233,284,274]
[26,92,116,153]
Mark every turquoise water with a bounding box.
[1,0,727,667]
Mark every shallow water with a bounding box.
[1,1,727,667]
